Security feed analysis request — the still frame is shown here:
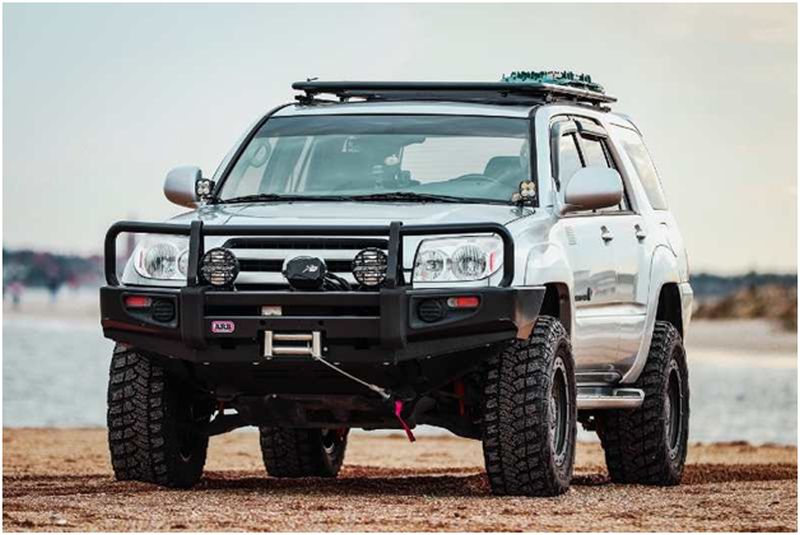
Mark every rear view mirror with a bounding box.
[164,166,214,208]
[561,167,623,214]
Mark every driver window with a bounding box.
[558,134,583,187]
[579,134,629,213]
[581,137,609,168]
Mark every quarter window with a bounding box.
[612,125,668,210]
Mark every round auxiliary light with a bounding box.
[352,248,388,287]
[199,248,239,287]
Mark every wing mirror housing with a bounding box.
[561,167,623,214]
[164,166,215,208]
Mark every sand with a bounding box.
[3,429,796,532]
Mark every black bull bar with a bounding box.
[104,220,515,288]
[102,220,544,363]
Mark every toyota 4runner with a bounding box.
[101,74,692,496]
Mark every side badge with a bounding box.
[211,320,236,334]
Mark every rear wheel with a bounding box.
[107,345,210,488]
[597,321,690,485]
[259,427,348,478]
[481,316,577,496]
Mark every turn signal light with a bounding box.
[446,296,480,309]
[124,295,152,309]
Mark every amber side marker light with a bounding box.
[446,296,480,309]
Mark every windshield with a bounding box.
[218,114,530,203]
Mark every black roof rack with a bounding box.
[292,80,616,109]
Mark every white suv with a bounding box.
[101,75,692,496]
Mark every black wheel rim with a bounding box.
[177,420,196,462]
[321,428,346,457]
[177,402,207,462]
[550,359,569,464]
[665,360,683,458]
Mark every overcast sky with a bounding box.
[4,3,796,273]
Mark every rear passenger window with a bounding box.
[558,134,582,185]
[613,125,668,210]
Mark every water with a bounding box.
[3,310,797,444]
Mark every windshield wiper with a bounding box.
[348,192,507,204]
[218,191,511,205]
[218,193,353,204]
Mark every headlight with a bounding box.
[132,235,190,280]
[412,235,503,283]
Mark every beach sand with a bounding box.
[3,429,796,532]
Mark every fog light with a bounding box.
[352,248,388,287]
[418,299,446,323]
[199,248,239,287]
[151,299,176,322]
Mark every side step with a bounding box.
[576,386,644,410]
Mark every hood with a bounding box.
[170,201,534,227]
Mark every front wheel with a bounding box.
[107,345,210,488]
[481,316,577,496]
[597,321,690,485]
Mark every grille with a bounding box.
[224,238,388,250]
[238,259,353,273]
[222,237,389,288]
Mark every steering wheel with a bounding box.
[448,173,502,185]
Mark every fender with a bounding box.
[523,240,575,336]
[620,244,681,384]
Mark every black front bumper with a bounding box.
[102,219,544,367]
[100,284,545,365]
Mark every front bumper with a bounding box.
[100,284,545,365]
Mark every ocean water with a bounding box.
[2,311,797,445]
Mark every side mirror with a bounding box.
[164,166,214,208]
[561,167,623,214]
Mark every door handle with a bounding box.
[634,224,647,241]
[600,226,614,242]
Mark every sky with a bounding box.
[3,3,797,274]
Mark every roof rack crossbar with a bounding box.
[292,81,616,108]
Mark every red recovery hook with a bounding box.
[394,400,416,442]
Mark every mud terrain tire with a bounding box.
[107,344,209,488]
[481,316,577,496]
[597,321,689,485]
[259,428,348,478]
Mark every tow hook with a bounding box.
[308,352,416,442]
[393,399,416,442]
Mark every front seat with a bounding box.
[484,156,524,184]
